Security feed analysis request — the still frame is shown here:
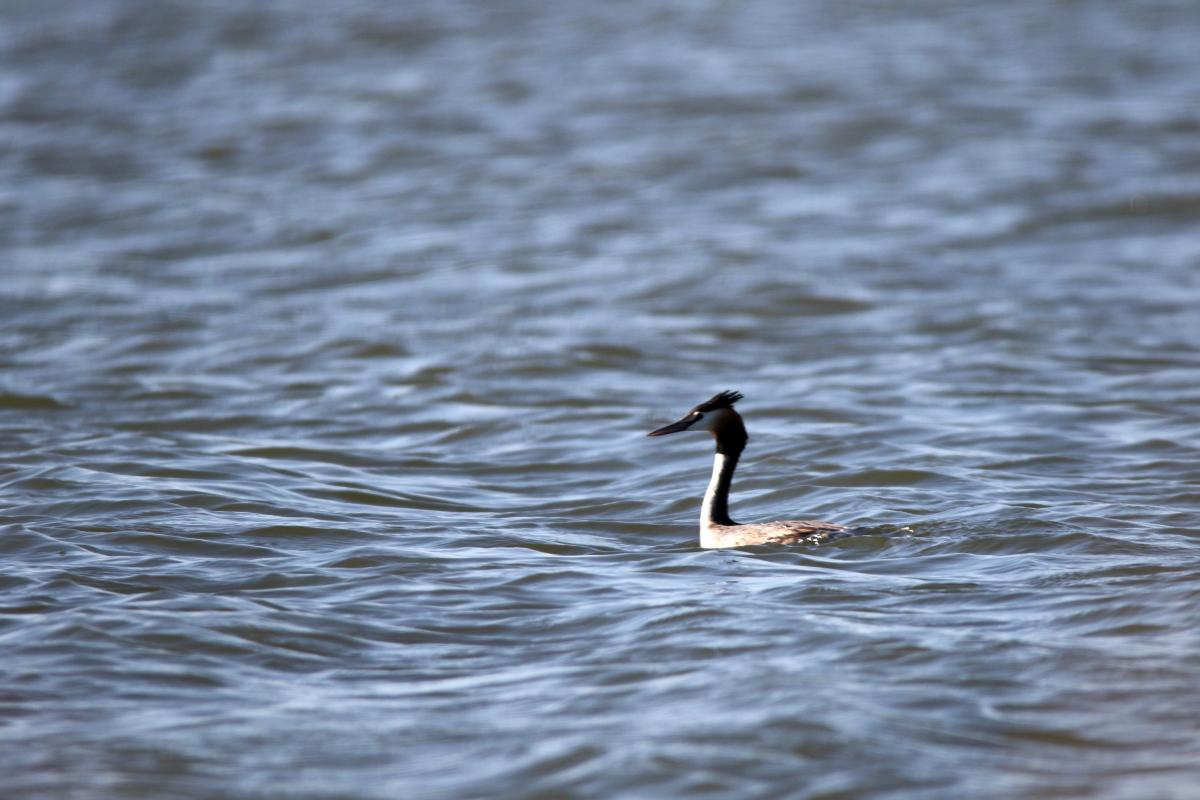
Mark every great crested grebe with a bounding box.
[648,390,847,549]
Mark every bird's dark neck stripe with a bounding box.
[703,450,740,526]
[714,414,747,457]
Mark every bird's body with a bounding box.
[648,390,848,549]
[700,521,846,549]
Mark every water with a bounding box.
[3,1,1200,797]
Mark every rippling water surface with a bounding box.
[3,2,1200,797]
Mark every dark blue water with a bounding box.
[3,2,1200,797]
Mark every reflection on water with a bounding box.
[3,1,1200,797]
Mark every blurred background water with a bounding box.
[3,1,1200,797]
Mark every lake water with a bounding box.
[3,1,1200,797]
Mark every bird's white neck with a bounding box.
[700,451,739,531]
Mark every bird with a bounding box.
[647,390,848,548]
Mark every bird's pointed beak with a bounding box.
[647,416,693,437]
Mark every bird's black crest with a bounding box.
[696,390,743,412]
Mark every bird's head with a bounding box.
[647,390,747,454]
